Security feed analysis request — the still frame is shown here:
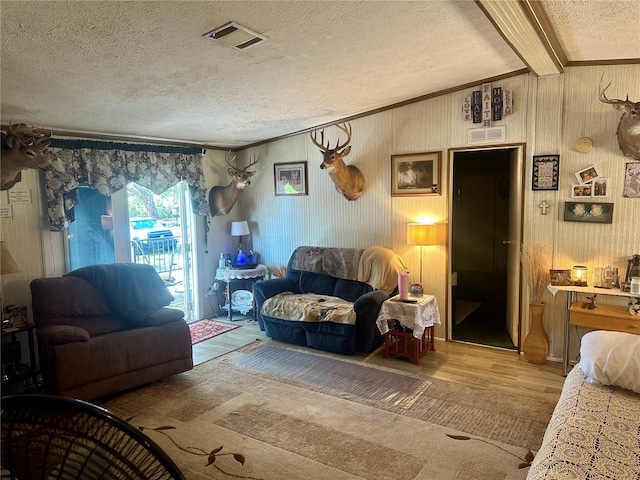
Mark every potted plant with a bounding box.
[521,243,551,364]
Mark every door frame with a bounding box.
[446,143,526,350]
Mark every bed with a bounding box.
[527,330,640,479]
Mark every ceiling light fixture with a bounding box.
[203,22,267,51]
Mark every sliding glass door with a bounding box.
[66,182,197,321]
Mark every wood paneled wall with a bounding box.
[236,65,639,358]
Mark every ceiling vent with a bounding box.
[203,22,267,51]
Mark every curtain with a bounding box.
[43,139,209,231]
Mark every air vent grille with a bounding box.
[203,22,267,51]
[468,126,506,144]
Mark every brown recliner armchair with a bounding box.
[30,263,193,400]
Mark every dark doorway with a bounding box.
[451,149,516,349]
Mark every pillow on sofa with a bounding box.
[578,330,640,394]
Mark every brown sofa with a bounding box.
[30,263,193,400]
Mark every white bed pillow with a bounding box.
[578,330,640,394]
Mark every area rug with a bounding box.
[102,341,556,480]
[188,319,240,345]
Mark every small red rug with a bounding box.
[189,319,240,345]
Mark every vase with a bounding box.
[522,302,548,364]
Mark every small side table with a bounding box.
[215,265,268,321]
[1,323,37,384]
[376,295,441,365]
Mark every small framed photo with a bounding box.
[550,269,571,286]
[623,162,640,198]
[591,178,608,197]
[532,155,559,190]
[274,162,308,196]
[391,151,441,196]
[571,184,592,198]
[574,164,601,185]
[563,201,614,224]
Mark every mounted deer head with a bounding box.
[599,81,640,160]
[208,150,259,216]
[310,122,365,201]
[1,123,51,190]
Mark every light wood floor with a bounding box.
[193,317,565,405]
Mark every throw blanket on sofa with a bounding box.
[357,246,407,293]
[261,292,356,325]
[289,246,405,294]
[65,263,174,323]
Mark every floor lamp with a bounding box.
[407,223,437,285]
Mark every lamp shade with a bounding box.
[1,241,21,275]
[407,223,437,246]
[231,221,250,237]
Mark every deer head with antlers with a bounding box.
[310,122,365,201]
[208,150,259,216]
[1,123,52,190]
[599,81,640,160]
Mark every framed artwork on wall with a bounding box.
[391,151,441,196]
[274,162,308,196]
[571,184,592,198]
[591,178,608,197]
[574,164,601,185]
[563,201,614,224]
[623,162,640,198]
[532,154,559,190]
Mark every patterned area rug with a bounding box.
[188,319,240,345]
[102,340,556,480]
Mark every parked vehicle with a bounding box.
[129,217,177,254]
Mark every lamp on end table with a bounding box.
[231,221,250,264]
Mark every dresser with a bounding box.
[548,284,640,374]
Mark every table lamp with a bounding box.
[407,223,437,285]
[231,221,250,264]
[571,265,588,286]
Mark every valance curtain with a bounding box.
[43,139,209,231]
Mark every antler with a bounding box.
[240,154,260,173]
[334,123,352,151]
[310,123,352,152]
[310,128,328,151]
[224,150,238,168]
[599,81,632,106]
[5,123,51,151]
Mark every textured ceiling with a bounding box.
[1,1,639,149]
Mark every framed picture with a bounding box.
[623,162,640,198]
[591,178,608,197]
[571,184,592,198]
[550,269,571,286]
[563,201,614,224]
[274,162,308,196]
[532,154,559,190]
[574,164,601,184]
[391,151,441,196]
